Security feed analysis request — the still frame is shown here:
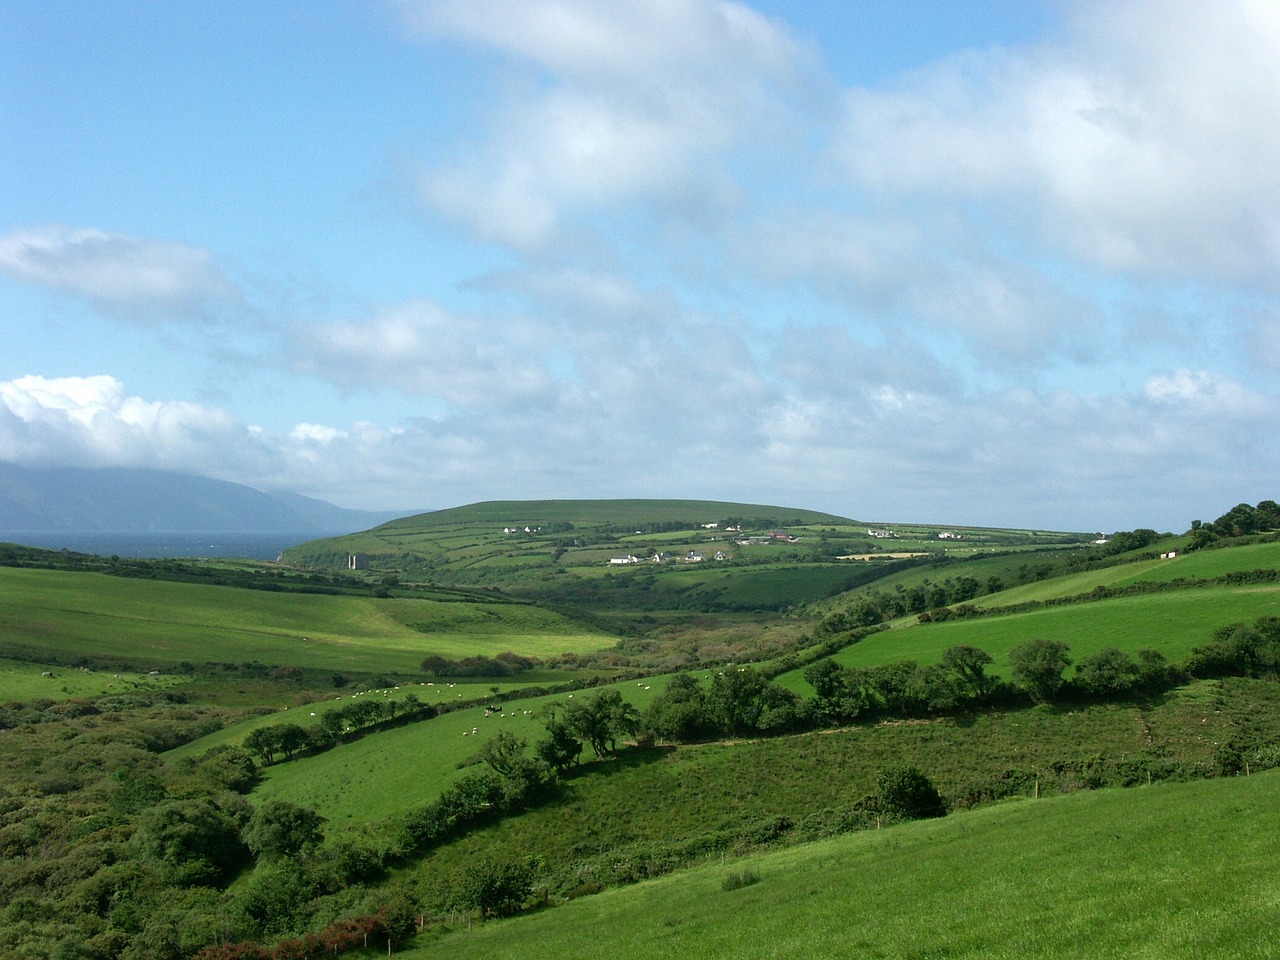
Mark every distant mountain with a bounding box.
[0,463,416,533]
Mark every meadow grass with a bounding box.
[163,677,560,760]
[0,657,190,702]
[247,677,673,824]
[777,583,1280,694]
[386,677,1277,917]
[396,770,1280,960]
[0,566,613,674]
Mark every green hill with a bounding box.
[398,770,1280,960]
[2,498,1278,959]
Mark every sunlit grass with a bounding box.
[398,771,1280,959]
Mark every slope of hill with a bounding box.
[1,501,1277,959]
[398,771,1280,960]
[0,462,415,533]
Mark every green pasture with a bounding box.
[1112,541,1280,585]
[390,677,1276,917]
[164,678,561,760]
[0,657,189,702]
[972,541,1280,610]
[249,677,671,824]
[778,584,1280,693]
[400,771,1280,960]
[0,566,614,674]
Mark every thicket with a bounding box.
[1187,500,1280,550]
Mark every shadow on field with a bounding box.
[562,745,676,785]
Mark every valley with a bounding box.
[0,498,1277,959]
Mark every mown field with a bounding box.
[399,770,1280,960]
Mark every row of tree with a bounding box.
[243,694,433,765]
[1188,499,1280,548]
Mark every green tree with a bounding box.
[458,857,536,917]
[478,730,529,779]
[245,800,325,860]
[1074,648,1138,697]
[941,644,995,699]
[705,667,770,736]
[563,690,638,757]
[535,713,582,772]
[134,798,250,886]
[643,672,711,741]
[1009,638,1072,703]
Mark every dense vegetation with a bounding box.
[1,497,1279,958]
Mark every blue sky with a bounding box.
[3,0,1278,531]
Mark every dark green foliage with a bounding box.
[1009,638,1073,703]
[644,672,713,741]
[1074,648,1139,697]
[245,800,325,860]
[458,857,537,917]
[875,765,946,820]
[535,713,583,772]
[243,724,312,765]
[399,770,506,853]
[805,656,975,723]
[942,644,995,698]
[478,730,530,779]
[420,652,541,677]
[563,690,639,757]
[133,797,251,886]
[1187,617,1280,679]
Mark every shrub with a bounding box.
[875,764,946,820]
[1009,638,1072,703]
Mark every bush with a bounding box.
[1009,638,1072,703]
[875,764,946,820]
[458,857,536,917]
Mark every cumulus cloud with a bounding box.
[393,0,818,248]
[0,375,262,472]
[832,0,1280,284]
[3,364,1275,529]
[0,225,239,321]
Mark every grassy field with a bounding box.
[386,677,1274,905]
[776,583,1280,695]
[0,566,614,674]
[247,677,672,824]
[0,657,190,702]
[282,500,1091,605]
[399,770,1280,960]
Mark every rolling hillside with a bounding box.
[1,497,1277,959]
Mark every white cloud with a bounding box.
[393,0,818,248]
[0,225,239,321]
[291,299,559,409]
[832,0,1280,284]
[0,375,259,471]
